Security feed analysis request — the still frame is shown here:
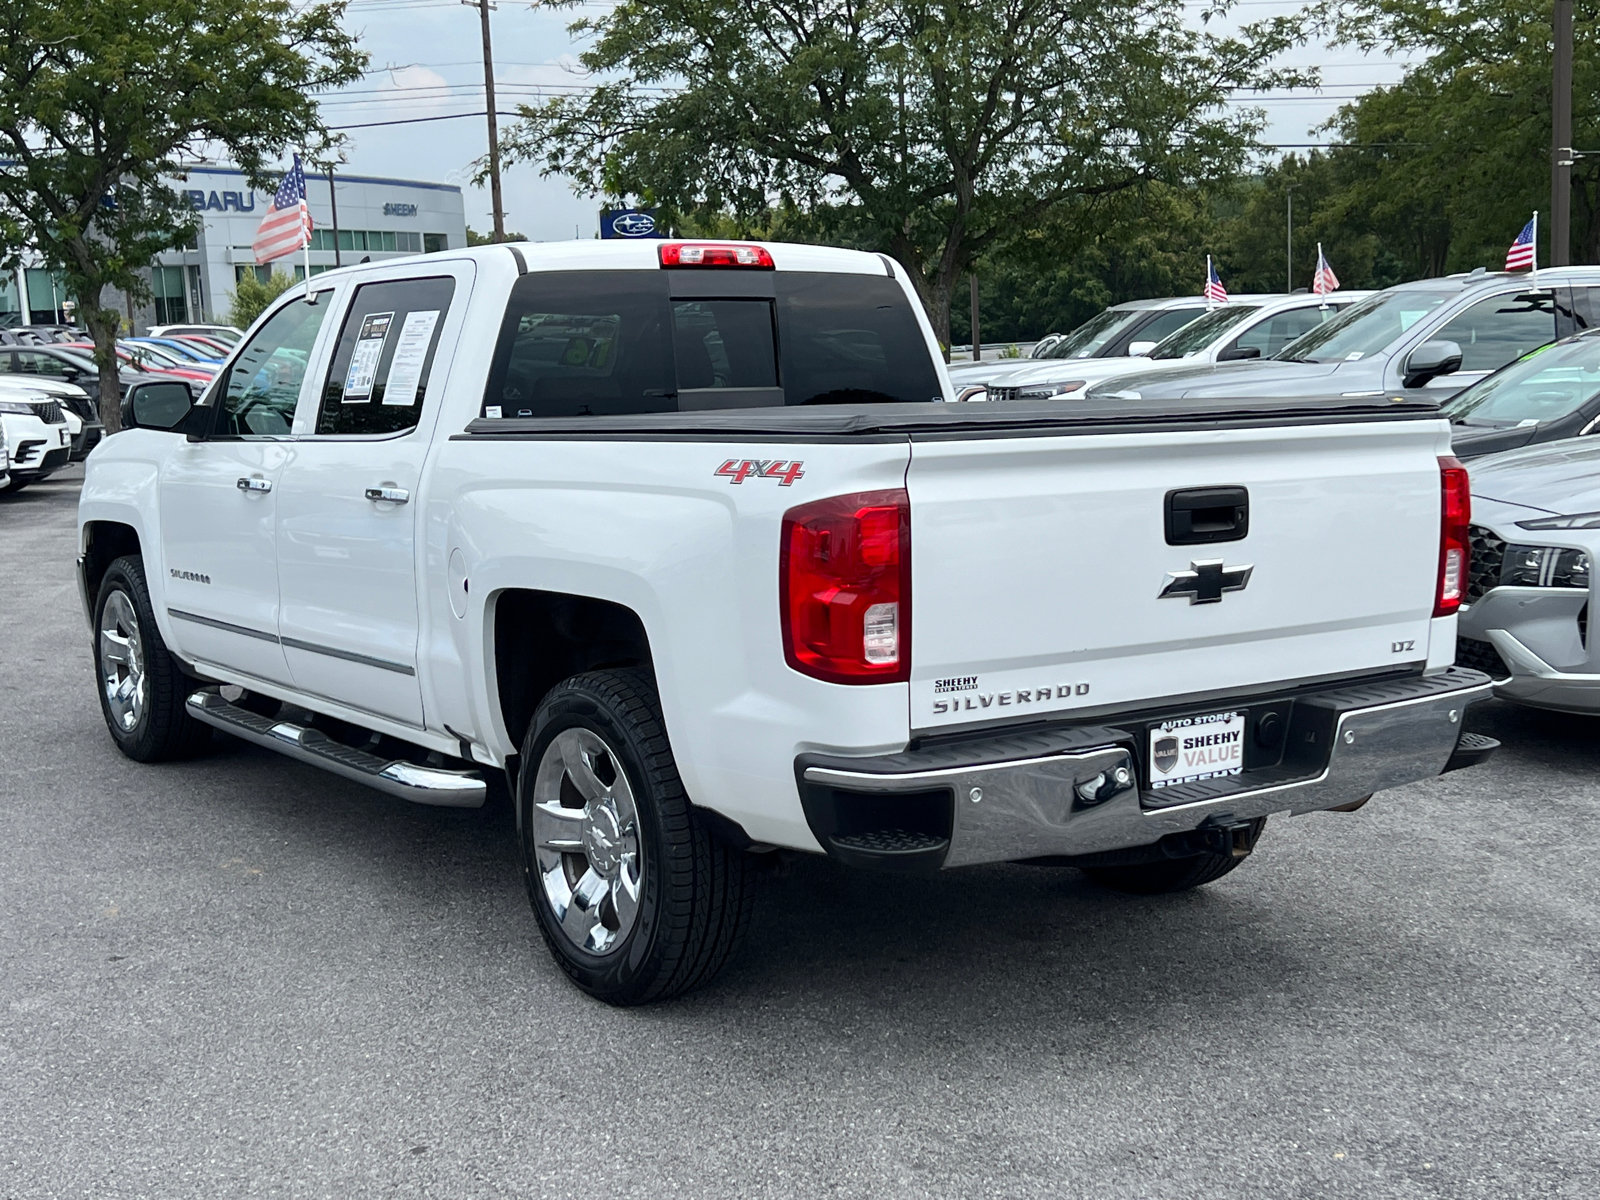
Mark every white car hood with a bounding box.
[0,375,91,401]
[985,354,1163,390]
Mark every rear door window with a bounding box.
[1231,307,1336,358]
[481,269,941,418]
[1434,292,1559,372]
[315,276,456,435]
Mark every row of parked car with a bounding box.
[0,322,240,493]
[973,265,1600,717]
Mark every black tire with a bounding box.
[1,477,29,494]
[93,555,212,762]
[516,668,754,1005]
[1081,819,1266,895]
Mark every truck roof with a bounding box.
[310,239,896,283]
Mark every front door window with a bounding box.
[214,294,333,437]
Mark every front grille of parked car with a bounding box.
[1456,636,1512,680]
[1467,525,1506,604]
[26,400,64,424]
[988,386,1020,402]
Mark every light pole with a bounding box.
[1285,184,1301,292]
[1553,0,1574,265]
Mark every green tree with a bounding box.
[226,270,296,329]
[500,0,1308,348]
[0,0,366,432]
[1308,0,1600,270]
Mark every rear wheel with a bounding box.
[517,668,754,1005]
[94,555,211,762]
[1081,819,1266,894]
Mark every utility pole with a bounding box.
[1552,0,1574,265]
[1286,184,1300,291]
[464,0,506,242]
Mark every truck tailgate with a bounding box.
[907,419,1446,732]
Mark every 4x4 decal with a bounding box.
[715,459,805,487]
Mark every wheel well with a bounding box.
[493,589,653,750]
[83,521,142,604]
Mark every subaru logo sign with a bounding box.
[601,207,664,239]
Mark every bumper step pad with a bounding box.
[186,689,486,808]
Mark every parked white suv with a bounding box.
[984,293,1371,402]
[0,382,74,492]
[78,241,1496,1003]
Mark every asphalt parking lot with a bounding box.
[3,466,1599,1199]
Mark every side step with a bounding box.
[186,689,486,808]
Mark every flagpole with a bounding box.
[1206,255,1214,311]
[1532,210,1540,287]
[1317,242,1327,309]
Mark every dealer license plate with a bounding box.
[1148,710,1246,789]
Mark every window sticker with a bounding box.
[343,310,394,402]
[381,309,440,406]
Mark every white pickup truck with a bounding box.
[78,240,1497,1004]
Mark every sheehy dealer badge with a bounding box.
[1148,710,1245,789]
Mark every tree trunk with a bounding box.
[81,285,123,435]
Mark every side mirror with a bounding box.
[1127,341,1158,357]
[1217,345,1262,362]
[1403,340,1464,389]
[62,366,81,380]
[122,379,193,432]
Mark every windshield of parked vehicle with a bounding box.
[149,340,205,362]
[1441,337,1600,426]
[1148,305,1261,359]
[1041,308,1146,359]
[1274,289,1456,363]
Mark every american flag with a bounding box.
[1203,257,1228,304]
[252,154,313,265]
[1505,215,1537,271]
[1312,243,1340,296]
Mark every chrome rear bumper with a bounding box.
[797,667,1495,871]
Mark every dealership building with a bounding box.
[1,164,467,331]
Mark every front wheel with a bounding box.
[517,668,754,1005]
[94,555,211,762]
[1081,819,1266,894]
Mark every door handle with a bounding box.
[236,476,272,493]
[365,485,410,504]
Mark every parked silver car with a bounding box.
[1457,438,1600,712]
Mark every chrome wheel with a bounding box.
[530,728,644,955]
[98,589,147,734]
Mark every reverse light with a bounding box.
[781,490,910,683]
[1435,455,1470,617]
[658,242,775,269]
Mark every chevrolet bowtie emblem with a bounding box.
[1159,559,1254,605]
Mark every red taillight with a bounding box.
[1436,455,1470,617]
[781,490,910,684]
[658,242,775,269]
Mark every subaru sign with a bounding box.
[601,208,664,239]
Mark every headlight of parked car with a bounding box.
[0,400,37,415]
[1500,544,1591,589]
[1016,381,1087,401]
[1516,511,1600,530]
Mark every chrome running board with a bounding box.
[186,688,486,808]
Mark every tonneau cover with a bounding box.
[460,396,1440,442]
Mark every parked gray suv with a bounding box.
[1088,268,1600,404]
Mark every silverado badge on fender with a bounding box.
[1159,559,1253,605]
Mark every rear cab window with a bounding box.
[481,270,942,419]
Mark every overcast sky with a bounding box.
[317,0,1412,243]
